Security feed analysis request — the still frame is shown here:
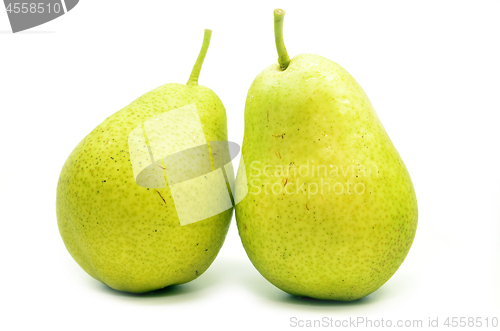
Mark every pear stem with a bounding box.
[274,9,291,70]
[187,29,212,85]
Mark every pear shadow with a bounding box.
[0,30,56,34]
[278,290,384,307]
[98,283,190,298]
[227,256,389,310]
[89,265,221,305]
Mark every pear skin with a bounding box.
[235,10,418,301]
[57,30,233,293]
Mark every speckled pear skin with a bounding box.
[235,54,418,301]
[57,83,232,293]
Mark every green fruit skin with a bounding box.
[57,84,232,293]
[235,54,418,301]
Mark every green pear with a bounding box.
[235,10,418,301]
[57,30,233,293]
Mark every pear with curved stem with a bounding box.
[57,29,233,293]
[235,9,418,301]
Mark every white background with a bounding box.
[1,1,499,330]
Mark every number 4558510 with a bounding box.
[6,3,62,14]
[444,317,498,328]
